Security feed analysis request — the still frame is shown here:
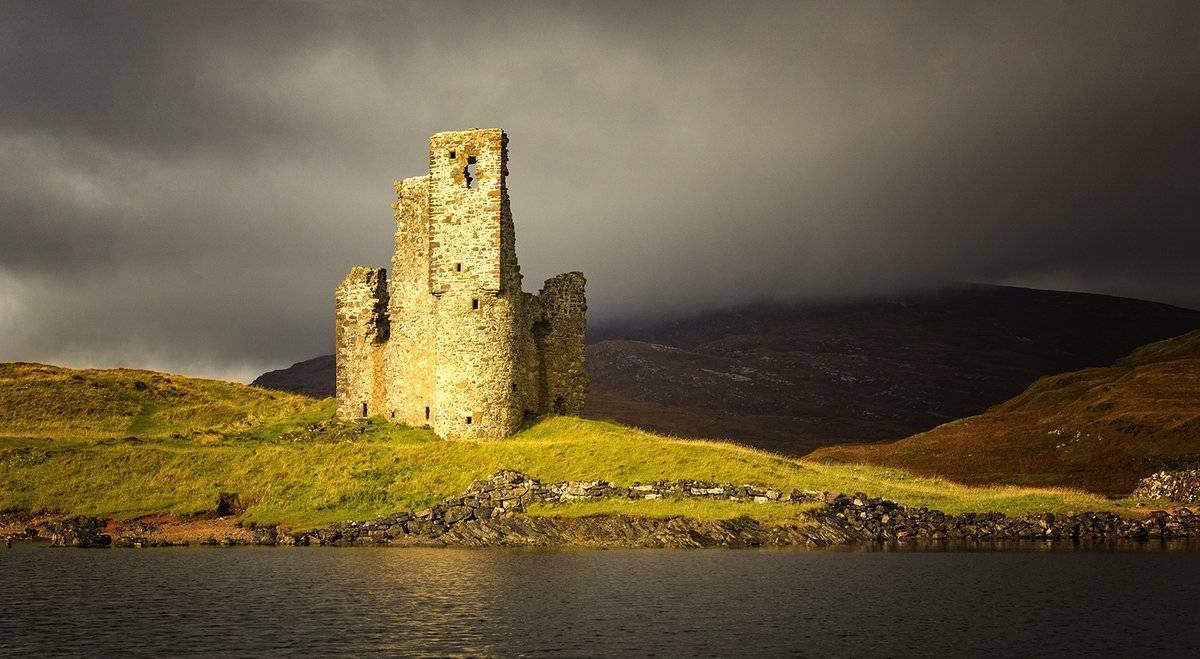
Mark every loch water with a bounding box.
[3,544,1200,656]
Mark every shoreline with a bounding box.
[5,471,1199,550]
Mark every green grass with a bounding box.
[0,362,1131,528]
[0,415,1118,528]
[0,362,316,440]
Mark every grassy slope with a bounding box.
[0,363,315,440]
[809,330,1200,494]
[0,363,1118,528]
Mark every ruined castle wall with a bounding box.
[517,292,545,416]
[536,272,588,414]
[383,175,435,426]
[427,129,522,438]
[432,290,522,438]
[427,130,507,295]
[335,267,389,420]
[335,128,586,438]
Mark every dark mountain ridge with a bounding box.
[254,285,1200,455]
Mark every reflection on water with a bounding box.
[3,545,1200,655]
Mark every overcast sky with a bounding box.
[2,1,1198,380]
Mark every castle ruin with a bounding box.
[335,129,586,439]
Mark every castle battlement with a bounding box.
[335,129,587,439]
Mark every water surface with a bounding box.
[3,544,1200,656]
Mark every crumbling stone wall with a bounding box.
[334,267,388,420]
[335,129,587,439]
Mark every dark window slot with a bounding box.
[464,155,477,189]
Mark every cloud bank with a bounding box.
[2,1,1198,379]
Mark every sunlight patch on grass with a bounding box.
[0,363,1126,528]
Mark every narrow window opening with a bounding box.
[471,298,479,310]
[465,416,473,425]
[390,411,395,419]
[424,406,430,421]
[448,150,456,159]
[511,382,517,392]
[464,155,477,189]
[361,402,368,417]
[455,263,462,272]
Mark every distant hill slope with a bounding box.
[252,355,334,399]
[584,285,1200,454]
[253,285,1200,455]
[0,363,316,439]
[808,330,1200,494]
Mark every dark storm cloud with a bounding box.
[2,0,1198,379]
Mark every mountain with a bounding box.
[808,329,1200,494]
[252,285,1200,455]
[252,355,334,399]
[583,285,1200,454]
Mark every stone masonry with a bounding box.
[336,129,586,439]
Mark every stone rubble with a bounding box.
[284,472,1200,547]
[10,471,1200,549]
[1132,469,1200,503]
[818,493,1200,542]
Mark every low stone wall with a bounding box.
[818,494,1200,542]
[1132,469,1200,503]
[290,471,825,547]
[292,472,1200,547]
[10,471,1200,549]
[537,476,821,504]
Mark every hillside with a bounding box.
[254,285,1200,455]
[0,362,316,440]
[809,330,1200,494]
[0,363,1112,528]
[253,355,334,399]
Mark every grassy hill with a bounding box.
[0,363,1119,528]
[0,363,316,440]
[809,330,1200,494]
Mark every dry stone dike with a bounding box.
[336,129,586,440]
[10,472,1200,549]
[1133,469,1200,503]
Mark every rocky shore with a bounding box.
[6,471,1200,549]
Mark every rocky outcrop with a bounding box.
[818,493,1200,541]
[42,516,111,547]
[286,471,834,547]
[1132,469,1200,503]
[433,514,851,548]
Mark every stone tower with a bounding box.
[335,129,587,439]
